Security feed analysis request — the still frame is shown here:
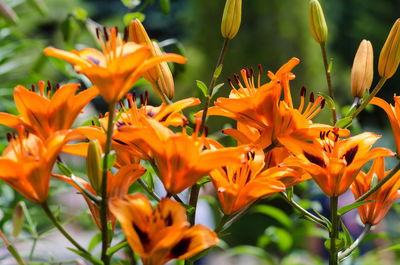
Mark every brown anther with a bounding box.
[182,117,189,127]
[250,67,254,78]
[258,64,262,75]
[132,90,136,100]
[99,113,103,118]
[6,133,11,142]
[12,132,16,139]
[31,84,36,92]
[300,85,306,97]
[320,99,326,109]
[227,77,233,87]
[123,26,129,42]
[119,101,124,109]
[309,92,315,103]
[47,80,52,91]
[233,73,240,85]
[140,93,145,106]
[103,26,109,41]
[245,68,250,79]
[91,120,95,126]
[276,80,281,84]
[114,26,119,36]
[126,94,133,108]
[145,90,149,104]
[55,82,60,90]
[204,126,209,137]
[96,28,101,39]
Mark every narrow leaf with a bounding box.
[100,151,116,170]
[57,161,73,177]
[196,80,209,97]
[214,64,223,79]
[338,200,374,216]
[67,248,103,265]
[211,83,224,98]
[252,205,292,228]
[335,116,353,129]
[318,92,335,110]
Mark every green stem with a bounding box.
[100,102,117,265]
[199,38,230,135]
[351,77,387,120]
[320,43,337,125]
[0,228,26,265]
[28,237,37,261]
[41,202,89,255]
[355,160,400,203]
[214,214,232,234]
[137,178,161,202]
[188,184,201,225]
[263,139,279,153]
[338,223,371,260]
[280,192,328,229]
[329,196,339,265]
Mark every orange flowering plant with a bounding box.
[1,1,400,265]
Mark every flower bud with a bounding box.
[12,202,24,237]
[152,42,175,99]
[351,40,373,98]
[221,0,242,40]
[129,19,175,100]
[87,139,103,194]
[378,19,400,79]
[309,0,328,44]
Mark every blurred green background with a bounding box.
[1,0,400,264]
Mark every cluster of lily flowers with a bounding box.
[2,1,400,264]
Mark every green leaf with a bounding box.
[340,222,353,249]
[313,209,332,229]
[362,88,370,103]
[106,241,129,257]
[100,151,116,170]
[20,201,37,237]
[370,173,378,189]
[159,0,170,15]
[324,238,344,251]
[196,80,209,98]
[121,0,141,9]
[211,83,224,98]
[123,12,146,26]
[197,176,211,186]
[335,117,353,129]
[338,200,374,216]
[26,0,48,16]
[214,64,223,79]
[88,233,102,252]
[252,205,292,228]
[57,161,73,177]
[263,226,293,252]
[286,186,294,201]
[68,248,103,265]
[227,245,271,260]
[146,171,155,193]
[318,92,335,110]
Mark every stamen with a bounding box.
[204,126,209,137]
[46,81,52,98]
[140,93,145,107]
[6,133,11,142]
[55,82,60,90]
[227,77,234,89]
[258,64,262,87]
[31,84,36,92]
[38,81,45,97]
[96,28,101,40]
[309,92,315,103]
[126,93,133,109]
[91,120,95,126]
[99,113,103,118]
[123,26,129,43]
[233,73,240,85]
[298,86,306,112]
[103,26,109,41]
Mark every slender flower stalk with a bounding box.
[0,228,26,265]
[338,224,371,260]
[320,43,337,124]
[41,202,89,255]
[100,102,116,265]
[329,196,339,265]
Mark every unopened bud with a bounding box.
[87,140,103,194]
[378,19,400,79]
[221,0,242,40]
[309,0,328,44]
[12,202,24,237]
[351,40,373,98]
[152,42,174,99]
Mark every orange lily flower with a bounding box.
[281,129,395,196]
[62,95,200,165]
[370,96,400,156]
[350,157,400,225]
[0,81,98,139]
[115,118,249,194]
[0,127,82,203]
[209,148,304,215]
[109,194,219,265]
[44,27,186,103]
[53,164,145,229]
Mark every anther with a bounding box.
[55,82,60,90]
[320,99,326,109]
[119,101,124,109]
[47,80,52,91]
[123,26,129,42]
[126,94,133,108]
[6,133,11,142]
[91,120,95,126]
[227,77,233,87]
[140,93,145,106]
[103,26,109,41]
[245,68,250,79]
[204,126,209,137]
[258,64,262,75]
[99,113,103,118]
[250,67,254,78]
[309,92,315,103]
[233,73,240,85]
[145,90,149,104]
[96,28,101,40]
[300,86,306,97]
[31,84,36,92]
[114,26,119,36]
